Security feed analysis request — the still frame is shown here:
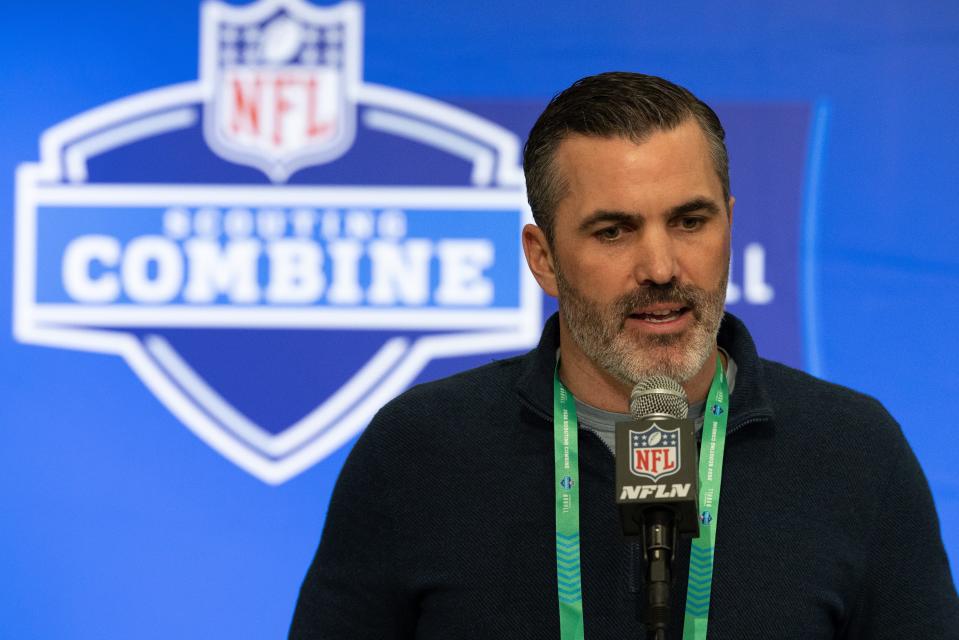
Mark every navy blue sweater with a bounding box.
[291,314,959,639]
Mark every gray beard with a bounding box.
[555,267,727,386]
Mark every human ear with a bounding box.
[521,223,558,298]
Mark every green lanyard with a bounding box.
[553,370,585,640]
[553,356,729,640]
[682,355,729,640]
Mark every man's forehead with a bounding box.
[552,125,723,207]
[553,122,711,165]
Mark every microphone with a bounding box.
[615,376,701,639]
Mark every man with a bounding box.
[291,72,959,639]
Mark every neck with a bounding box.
[557,319,721,413]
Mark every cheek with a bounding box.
[568,254,634,297]
[680,240,730,286]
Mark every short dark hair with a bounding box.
[523,71,729,243]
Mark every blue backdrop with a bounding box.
[1,2,956,638]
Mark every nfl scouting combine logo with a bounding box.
[13,0,539,484]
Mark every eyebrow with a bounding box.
[577,197,723,233]
[669,197,722,218]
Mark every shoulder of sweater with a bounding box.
[404,353,527,404]
[361,353,529,436]
[758,357,904,441]
[758,357,885,411]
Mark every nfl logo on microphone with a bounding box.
[13,0,539,484]
[630,425,682,481]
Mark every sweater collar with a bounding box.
[516,312,774,432]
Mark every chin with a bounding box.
[607,335,712,386]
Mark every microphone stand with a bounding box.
[641,507,676,640]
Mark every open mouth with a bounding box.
[629,306,690,324]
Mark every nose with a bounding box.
[634,226,678,286]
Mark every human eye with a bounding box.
[595,225,623,242]
[676,215,706,231]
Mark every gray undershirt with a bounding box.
[573,351,738,454]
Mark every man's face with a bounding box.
[546,121,732,386]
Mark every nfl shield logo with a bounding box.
[201,0,361,182]
[629,424,681,481]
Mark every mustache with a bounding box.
[613,282,709,320]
